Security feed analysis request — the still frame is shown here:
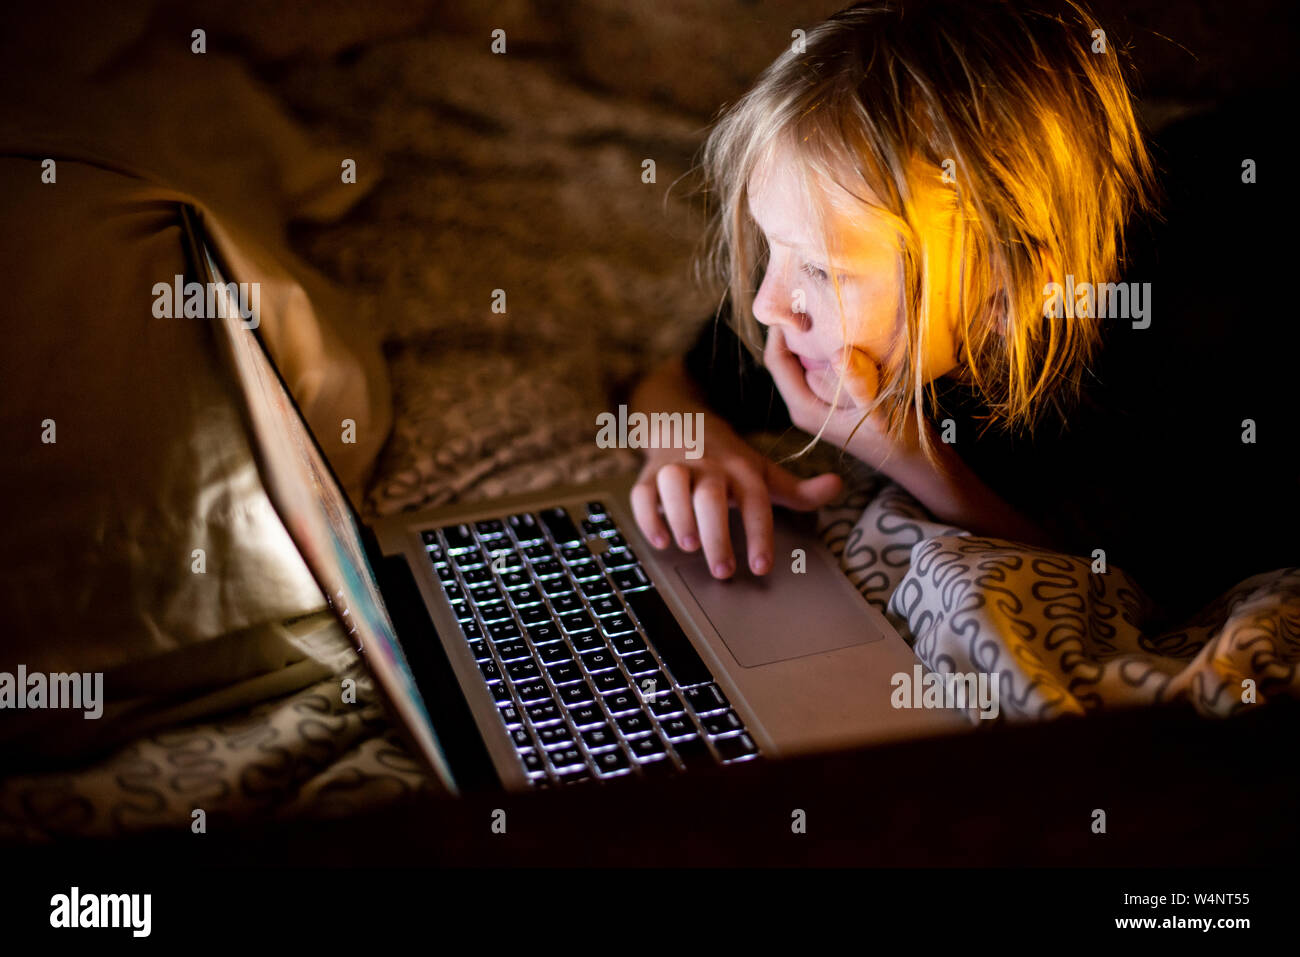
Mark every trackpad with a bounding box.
[673,515,883,667]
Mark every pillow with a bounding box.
[0,157,384,760]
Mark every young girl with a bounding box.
[628,0,1295,623]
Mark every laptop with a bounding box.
[181,205,963,795]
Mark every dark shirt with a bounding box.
[681,97,1298,624]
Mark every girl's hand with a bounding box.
[630,413,843,579]
[763,326,924,472]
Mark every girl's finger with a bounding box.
[766,460,844,511]
[691,472,735,578]
[763,326,822,407]
[630,473,671,549]
[655,463,700,551]
[732,474,774,575]
[836,346,881,409]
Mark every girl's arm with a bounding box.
[872,422,1059,549]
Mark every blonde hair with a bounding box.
[699,0,1159,461]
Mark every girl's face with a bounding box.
[748,145,963,409]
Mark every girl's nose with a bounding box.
[752,259,812,333]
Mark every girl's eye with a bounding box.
[801,262,830,283]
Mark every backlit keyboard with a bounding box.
[422,501,760,786]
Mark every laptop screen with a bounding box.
[194,218,455,792]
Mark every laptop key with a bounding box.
[615,712,654,738]
[604,692,640,716]
[715,733,759,762]
[442,582,465,602]
[441,524,476,551]
[593,748,632,777]
[557,767,592,786]
[527,623,563,645]
[560,611,596,633]
[475,519,507,539]
[506,660,541,683]
[500,570,531,589]
[513,681,551,704]
[684,683,729,715]
[535,724,573,749]
[609,635,648,659]
[526,702,563,726]
[470,584,505,605]
[568,704,605,728]
[491,639,527,660]
[460,619,484,640]
[628,735,668,762]
[478,661,502,683]
[702,710,745,738]
[531,558,564,578]
[602,550,639,570]
[582,518,616,537]
[592,670,629,695]
[547,747,585,772]
[510,728,532,748]
[520,750,545,774]
[460,566,492,585]
[581,650,618,674]
[508,586,543,607]
[469,640,492,661]
[436,564,458,584]
[581,726,619,752]
[672,736,713,769]
[587,596,623,617]
[499,704,522,726]
[659,715,697,740]
[540,577,574,597]
[622,653,658,676]
[537,642,576,666]
[623,589,711,686]
[567,559,601,580]
[580,578,613,599]
[636,672,671,701]
[610,567,651,592]
[454,549,486,569]
[478,603,513,623]
[540,507,581,546]
[507,512,544,544]
[549,593,584,616]
[558,683,596,707]
[648,691,685,718]
[569,631,604,653]
[489,683,512,704]
[517,604,552,626]
[547,661,583,686]
[488,620,522,642]
[561,544,593,563]
[522,543,553,561]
